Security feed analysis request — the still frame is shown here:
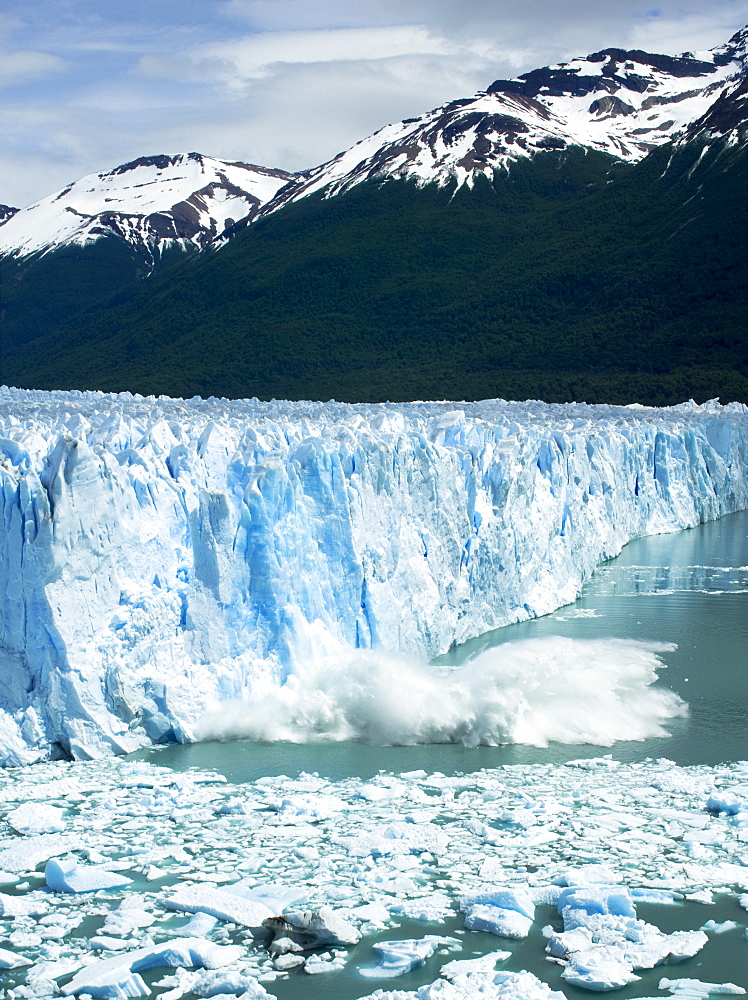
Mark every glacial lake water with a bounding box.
[141,509,748,781]
[128,510,748,999]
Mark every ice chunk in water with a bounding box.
[658,980,747,999]
[224,882,309,913]
[699,919,740,933]
[45,857,132,893]
[355,969,568,999]
[165,884,274,928]
[464,904,533,939]
[558,885,635,918]
[461,887,535,920]
[561,948,641,990]
[0,834,79,872]
[0,945,32,969]
[439,952,511,979]
[60,938,243,997]
[360,936,452,978]
[6,803,66,835]
[706,787,748,815]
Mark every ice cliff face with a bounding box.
[1,388,747,765]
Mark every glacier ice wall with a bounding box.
[0,387,747,764]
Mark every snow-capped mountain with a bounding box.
[682,70,748,142]
[2,28,746,257]
[261,27,747,215]
[0,153,294,259]
[2,25,746,408]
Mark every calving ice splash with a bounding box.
[197,638,685,747]
[0,388,747,763]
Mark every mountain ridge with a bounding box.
[254,25,747,221]
[1,25,747,406]
[0,152,294,260]
[1,26,746,258]
[5,134,746,406]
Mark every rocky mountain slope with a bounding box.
[0,154,294,357]
[0,153,293,259]
[257,27,747,217]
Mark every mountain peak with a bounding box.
[106,152,205,176]
[258,26,747,220]
[0,153,294,259]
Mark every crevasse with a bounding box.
[0,387,746,765]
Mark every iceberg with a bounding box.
[60,937,244,997]
[1,387,747,763]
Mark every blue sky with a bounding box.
[1,0,747,207]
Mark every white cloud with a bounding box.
[0,49,65,86]
[139,25,453,90]
[173,53,503,169]
[630,10,748,53]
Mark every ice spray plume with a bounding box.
[195,637,686,747]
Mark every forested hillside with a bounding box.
[3,139,746,405]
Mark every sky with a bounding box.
[1,0,747,208]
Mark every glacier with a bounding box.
[1,386,747,765]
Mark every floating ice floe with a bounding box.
[0,755,743,996]
[164,884,275,928]
[5,803,66,836]
[460,886,536,938]
[60,937,243,997]
[0,834,80,872]
[699,919,740,933]
[360,935,456,978]
[355,969,568,999]
[548,895,710,990]
[157,967,274,1000]
[439,951,512,979]
[46,856,133,893]
[0,944,31,968]
[656,979,747,999]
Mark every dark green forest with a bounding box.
[2,138,746,406]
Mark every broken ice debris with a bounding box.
[359,936,454,978]
[264,906,362,954]
[61,937,243,997]
[6,802,66,835]
[45,856,132,893]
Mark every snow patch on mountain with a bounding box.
[0,388,746,764]
[263,27,748,212]
[1,29,746,255]
[0,153,294,259]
